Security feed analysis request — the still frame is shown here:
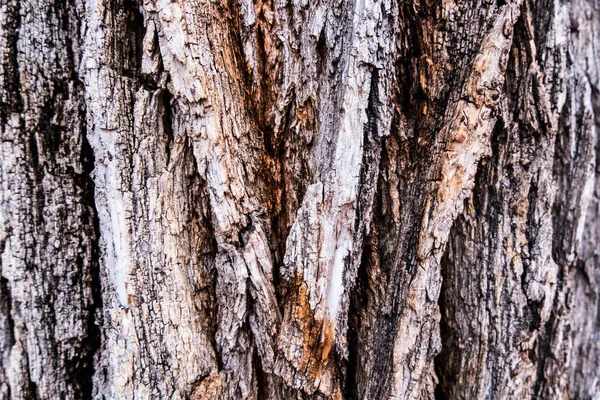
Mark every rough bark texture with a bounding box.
[0,0,598,399]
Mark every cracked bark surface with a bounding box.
[0,0,598,399]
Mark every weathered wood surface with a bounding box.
[0,0,598,398]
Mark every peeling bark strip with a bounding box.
[1,0,599,398]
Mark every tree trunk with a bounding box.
[0,0,598,398]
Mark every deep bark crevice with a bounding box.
[79,108,103,399]
[434,202,466,399]
[119,0,145,80]
[344,233,372,400]
[434,116,506,398]
[161,89,174,167]
[0,0,23,126]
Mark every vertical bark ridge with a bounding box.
[538,0,600,394]
[353,2,522,398]
[82,1,223,398]
[436,0,600,398]
[0,0,100,398]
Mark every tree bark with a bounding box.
[0,0,598,399]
